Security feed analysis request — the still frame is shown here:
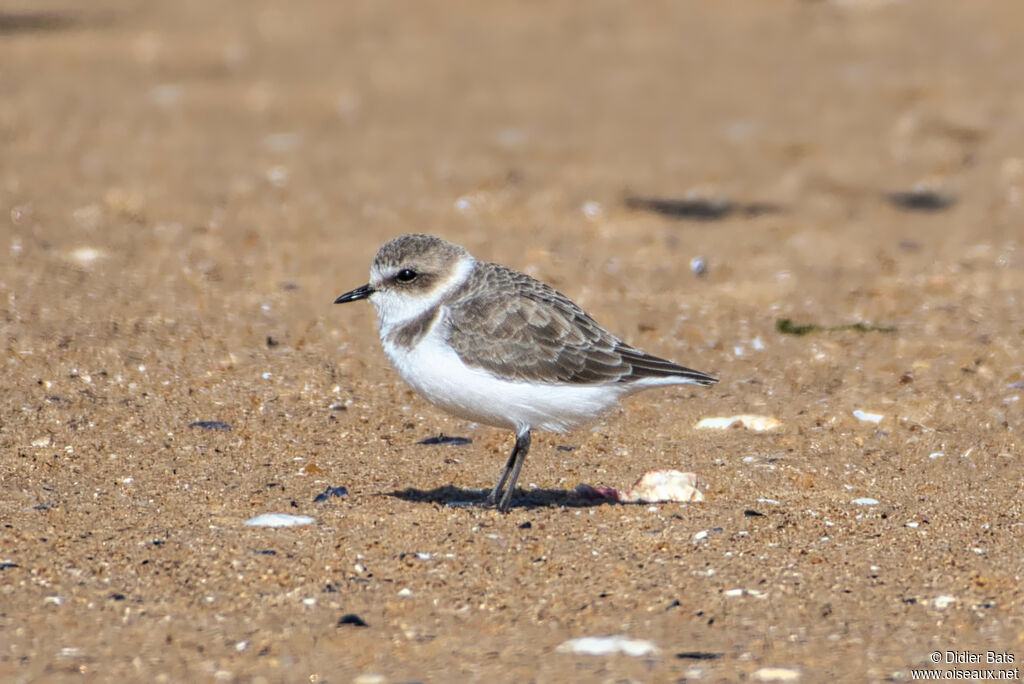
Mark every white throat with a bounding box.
[371,255,475,339]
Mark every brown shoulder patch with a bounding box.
[386,305,442,349]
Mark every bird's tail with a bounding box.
[616,344,718,385]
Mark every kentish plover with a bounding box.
[335,234,716,511]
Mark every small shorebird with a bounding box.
[335,234,716,511]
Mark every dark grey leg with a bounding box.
[486,444,519,505]
[486,428,531,512]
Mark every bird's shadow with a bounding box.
[388,485,615,510]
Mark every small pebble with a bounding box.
[676,652,723,660]
[690,256,708,277]
[417,434,472,446]
[581,200,604,220]
[851,498,879,506]
[69,246,107,266]
[932,595,957,609]
[338,613,369,627]
[885,187,956,212]
[188,420,232,431]
[313,486,349,503]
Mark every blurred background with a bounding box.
[2,1,1023,681]
[4,0,1022,418]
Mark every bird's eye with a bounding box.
[395,269,417,283]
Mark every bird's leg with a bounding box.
[486,428,531,513]
[486,444,518,506]
[487,428,528,507]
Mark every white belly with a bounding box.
[382,331,630,433]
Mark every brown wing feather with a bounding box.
[445,263,716,386]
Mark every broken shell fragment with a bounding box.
[696,415,781,432]
[577,469,704,504]
[852,409,884,424]
[244,513,315,527]
[556,635,659,657]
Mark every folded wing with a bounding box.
[445,264,716,386]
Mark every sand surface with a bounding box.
[2,1,1024,682]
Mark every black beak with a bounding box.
[334,284,375,304]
